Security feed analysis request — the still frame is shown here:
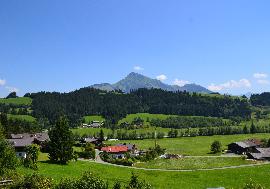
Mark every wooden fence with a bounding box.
[0,180,13,187]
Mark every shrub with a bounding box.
[211,140,222,154]
[55,171,108,189]
[10,173,53,189]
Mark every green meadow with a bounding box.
[7,114,36,122]
[83,115,105,123]
[107,133,270,156]
[0,97,32,105]
[118,113,178,126]
[134,157,256,170]
[18,160,270,189]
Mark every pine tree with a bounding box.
[250,121,257,134]
[99,129,105,141]
[243,125,249,134]
[48,117,74,164]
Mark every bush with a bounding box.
[211,140,222,154]
[55,171,108,189]
[0,138,19,176]
[10,173,53,189]
[126,173,152,189]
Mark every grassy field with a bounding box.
[118,113,178,126]
[18,160,270,188]
[0,97,32,105]
[7,114,36,122]
[72,128,112,136]
[134,157,256,170]
[83,115,105,123]
[107,133,270,156]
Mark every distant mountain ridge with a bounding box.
[90,72,212,93]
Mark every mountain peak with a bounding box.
[126,72,145,78]
[90,72,212,93]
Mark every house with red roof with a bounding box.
[101,146,128,159]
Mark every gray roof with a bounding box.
[10,133,49,142]
[116,144,135,151]
[249,153,264,160]
[234,142,254,148]
[233,139,261,149]
[8,132,49,148]
[8,138,33,148]
[84,138,99,143]
[249,148,270,160]
[256,148,270,158]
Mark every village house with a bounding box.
[80,137,102,147]
[8,132,49,158]
[160,154,182,159]
[227,139,262,155]
[81,121,103,128]
[101,143,139,159]
[101,146,129,159]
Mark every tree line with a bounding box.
[29,88,251,127]
[250,92,270,106]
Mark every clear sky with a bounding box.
[0,0,270,97]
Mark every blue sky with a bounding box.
[0,0,270,97]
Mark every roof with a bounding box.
[8,132,49,148]
[101,146,128,153]
[232,139,261,149]
[84,138,99,143]
[116,144,135,151]
[256,148,270,158]
[249,148,270,160]
[10,133,49,142]
[8,138,33,148]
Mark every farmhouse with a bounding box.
[80,137,102,146]
[8,132,49,158]
[228,139,262,154]
[81,121,103,128]
[101,146,128,159]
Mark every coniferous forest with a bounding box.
[28,88,252,127]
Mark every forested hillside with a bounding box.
[30,88,251,126]
[251,92,270,106]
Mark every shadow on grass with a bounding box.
[39,160,69,165]
[207,152,222,155]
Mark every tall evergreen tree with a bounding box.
[250,121,257,134]
[48,117,74,164]
[243,125,249,134]
[0,113,8,132]
[99,129,105,141]
[6,92,18,99]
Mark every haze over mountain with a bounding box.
[90,72,212,93]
